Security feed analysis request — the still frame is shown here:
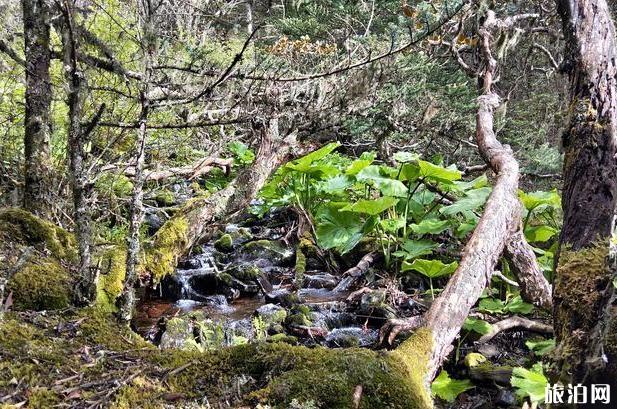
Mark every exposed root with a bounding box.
[379,316,423,346]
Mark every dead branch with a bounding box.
[478,316,553,344]
[100,157,233,182]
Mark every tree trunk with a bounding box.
[381,9,530,383]
[60,0,94,303]
[144,118,298,282]
[553,0,617,395]
[21,0,52,217]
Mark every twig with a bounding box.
[477,316,553,344]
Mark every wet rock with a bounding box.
[303,273,339,290]
[477,343,500,359]
[255,304,287,326]
[224,224,253,245]
[159,317,195,350]
[242,240,294,265]
[495,389,517,407]
[214,234,234,252]
[232,264,263,281]
[143,208,165,235]
[358,290,397,321]
[325,327,378,348]
[264,288,299,307]
[177,258,202,270]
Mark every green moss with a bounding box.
[111,377,165,409]
[294,248,306,286]
[144,216,190,282]
[95,246,128,312]
[233,265,262,281]
[27,387,59,408]
[0,208,77,261]
[0,310,433,408]
[214,233,234,252]
[7,259,72,310]
[95,173,134,198]
[154,189,175,206]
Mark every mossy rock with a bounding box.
[154,189,176,206]
[232,264,263,281]
[242,240,294,265]
[95,173,134,198]
[256,304,288,326]
[0,208,76,261]
[144,216,190,282]
[214,233,234,252]
[7,259,72,311]
[160,317,197,350]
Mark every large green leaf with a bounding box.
[431,370,474,403]
[285,142,341,173]
[380,217,406,233]
[318,175,353,194]
[511,363,547,404]
[463,317,493,335]
[393,151,419,163]
[440,187,491,216]
[409,219,450,235]
[518,189,560,212]
[356,165,408,197]
[394,239,437,260]
[453,174,489,191]
[506,295,534,314]
[418,160,462,184]
[342,196,399,216]
[346,152,376,175]
[525,339,555,356]
[524,225,557,243]
[402,258,458,278]
[315,205,364,251]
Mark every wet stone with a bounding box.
[255,303,287,325]
[303,273,339,289]
[325,327,378,348]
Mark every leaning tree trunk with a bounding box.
[143,117,298,282]
[381,9,532,384]
[552,0,617,395]
[22,0,52,217]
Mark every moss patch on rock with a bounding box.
[0,208,76,261]
[7,259,72,311]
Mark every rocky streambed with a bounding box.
[133,211,413,352]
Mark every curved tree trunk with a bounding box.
[505,229,552,310]
[382,9,532,384]
[553,0,617,396]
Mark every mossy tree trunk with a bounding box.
[553,0,617,396]
[21,0,53,217]
[117,0,156,322]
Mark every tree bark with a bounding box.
[117,0,155,322]
[505,229,552,310]
[553,0,617,395]
[60,0,94,303]
[381,9,530,382]
[21,0,53,217]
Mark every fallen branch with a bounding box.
[478,316,553,344]
[101,157,233,182]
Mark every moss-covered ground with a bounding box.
[0,310,432,408]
